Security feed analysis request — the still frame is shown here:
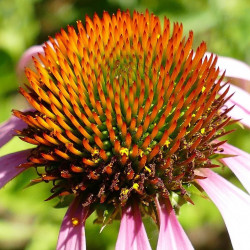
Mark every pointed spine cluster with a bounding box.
[14,10,233,208]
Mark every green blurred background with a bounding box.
[0,0,249,249]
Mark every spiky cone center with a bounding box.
[15,10,233,219]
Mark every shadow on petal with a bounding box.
[0,149,31,188]
[0,116,28,148]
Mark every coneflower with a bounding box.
[1,10,250,250]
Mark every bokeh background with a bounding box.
[0,0,249,249]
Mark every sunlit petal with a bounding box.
[220,83,250,128]
[116,204,151,250]
[157,198,193,250]
[57,198,89,250]
[197,169,250,250]
[221,143,250,194]
[205,53,250,88]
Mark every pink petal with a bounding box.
[17,45,44,84]
[220,83,250,128]
[205,53,250,87]
[157,199,194,250]
[197,169,250,250]
[57,198,89,250]
[226,100,250,128]
[115,204,151,250]
[221,143,250,194]
[0,149,31,188]
[17,45,44,73]
[0,116,28,148]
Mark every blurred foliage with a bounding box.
[0,0,249,249]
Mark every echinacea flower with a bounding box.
[1,10,250,250]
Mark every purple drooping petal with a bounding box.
[220,83,250,128]
[0,116,28,148]
[57,198,89,250]
[0,149,31,188]
[156,198,194,250]
[221,143,250,194]
[205,53,250,89]
[197,169,250,250]
[115,204,151,250]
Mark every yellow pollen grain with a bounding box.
[134,174,140,180]
[91,148,99,157]
[71,217,79,226]
[146,147,152,152]
[120,147,129,156]
[139,150,144,157]
[133,183,139,191]
[201,128,205,134]
[202,86,206,93]
[157,34,160,39]
[192,114,196,117]
[164,139,170,147]
[145,166,151,173]
[121,189,129,195]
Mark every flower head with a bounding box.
[14,9,231,208]
[1,10,250,250]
